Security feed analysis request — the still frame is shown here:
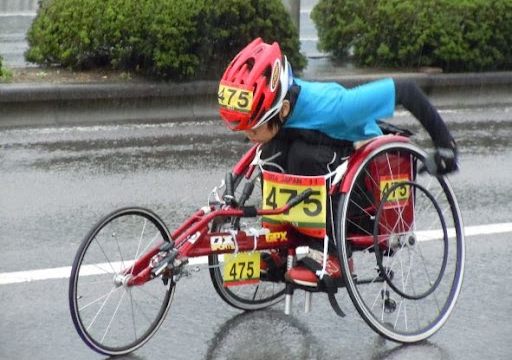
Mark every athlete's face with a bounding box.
[243,123,279,144]
[242,100,291,144]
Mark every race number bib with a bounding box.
[262,171,327,238]
[223,252,260,287]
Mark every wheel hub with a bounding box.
[389,232,417,250]
[113,273,133,288]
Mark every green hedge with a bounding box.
[198,0,306,78]
[312,0,512,72]
[25,0,306,80]
[0,54,12,82]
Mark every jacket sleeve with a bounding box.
[394,79,456,149]
[337,78,395,128]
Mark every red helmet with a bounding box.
[218,38,293,131]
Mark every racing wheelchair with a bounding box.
[69,133,465,356]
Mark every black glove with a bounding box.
[422,146,459,175]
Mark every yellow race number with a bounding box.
[262,171,327,238]
[379,176,410,204]
[218,83,253,113]
[223,252,260,287]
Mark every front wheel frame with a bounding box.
[69,207,174,356]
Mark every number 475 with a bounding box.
[265,187,322,216]
[229,261,255,280]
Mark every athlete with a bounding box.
[218,38,458,287]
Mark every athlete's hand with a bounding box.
[422,146,459,175]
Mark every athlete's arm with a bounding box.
[394,79,458,174]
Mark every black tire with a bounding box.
[69,207,175,356]
[208,169,286,310]
[336,142,465,343]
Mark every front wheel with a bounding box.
[69,207,175,356]
[336,142,465,343]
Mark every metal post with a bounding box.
[284,248,296,315]
[281,0,300,32]
[304,292,312,313]
[285,285,293,315]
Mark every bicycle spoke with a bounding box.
[132,218,148,267]
[79,286,118,312]
[101,289,127,342]
[85,286,119,330]
[138,231,162,260]
[94,240,117,274]
[77,278,116,287]
[114,233,127,271]
[135,284,166,304]
[130,291,155,324]
[128,289,138,341]
[90,262,115,275]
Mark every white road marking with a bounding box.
[418,222,512,241]
[0,256,206,286]
[1,222,511,286]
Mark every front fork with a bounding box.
[122,241,178,287]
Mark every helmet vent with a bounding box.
[263,66,272,86]
[245,59,255,72]
[249,94,265,124]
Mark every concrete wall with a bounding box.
[0,81,218,128]
[2,72,511,128]
[0,0,39,13]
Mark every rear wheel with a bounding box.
[69,208,174,356]
[208,169,286,310]
[336,142,465,343]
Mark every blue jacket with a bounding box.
[283,78,396,142]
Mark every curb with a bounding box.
[0,81,219,128]
[1,72,511,128]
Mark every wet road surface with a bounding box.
[1,106,512,359]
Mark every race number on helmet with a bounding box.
[218,38,293,131]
